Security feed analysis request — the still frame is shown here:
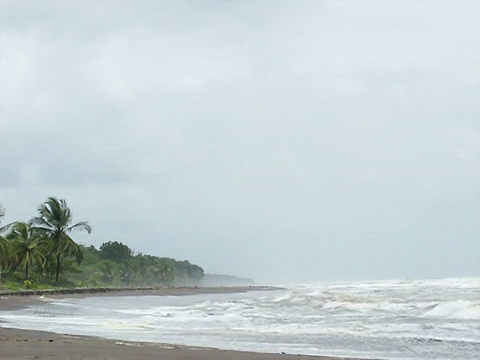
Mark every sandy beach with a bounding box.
[0,327,364,360]
[0,287,368,360]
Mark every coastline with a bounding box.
[0,327,366,360]
[0,285,282,298]
[0,286,376,360]
[0,285,281,310]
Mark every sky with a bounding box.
[0,0,479,284]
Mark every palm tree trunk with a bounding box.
[56,253,61,283]
[25,261,29,280]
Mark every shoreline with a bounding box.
[0,285,376,360]
[0,284,282,297]
[0,285,282,310]
[0,326,367,360]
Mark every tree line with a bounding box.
[0,198,204,289]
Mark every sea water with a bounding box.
[0,277,479,359]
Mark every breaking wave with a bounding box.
[423,300,480,320]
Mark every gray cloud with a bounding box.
[1,0,479,282]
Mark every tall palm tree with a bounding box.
[0,231,17,282]
[33,197,91,283]
[0,235,9,281]
[8,222,47,280]
[0,205,15,281]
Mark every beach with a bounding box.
[0,327,362,360]
[2,279,478,360]
[0,286,364,360]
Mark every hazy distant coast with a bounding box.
[201,273,256,286]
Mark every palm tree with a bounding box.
[0,231,17,282]
[100,262,115,283]
[154,259,173,286]
[33,197,91,283]
[0,234,9,281]
[8,222,47,280]
[0,203,5,221]
[0,204,15,281]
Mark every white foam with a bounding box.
[423,300,480,320]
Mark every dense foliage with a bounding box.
[0,199,204,290]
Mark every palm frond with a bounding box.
[0,221,16,234]
[67,221,92,234]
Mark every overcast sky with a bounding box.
[0,0,479,283]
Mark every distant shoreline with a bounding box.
[0,285,283,310]
[0,284,281,297]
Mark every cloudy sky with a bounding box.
[0,0,479,283]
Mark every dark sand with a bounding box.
[0,287,370,360]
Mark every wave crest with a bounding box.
[422,300,480,320]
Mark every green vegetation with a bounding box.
[0,198,204,291]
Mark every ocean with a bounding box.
[0,277,479,359]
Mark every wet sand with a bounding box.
[0,327,365,360]
[0,286,370,360]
